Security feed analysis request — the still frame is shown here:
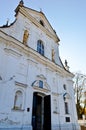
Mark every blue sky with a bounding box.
[0,0,86,73]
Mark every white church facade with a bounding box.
[0,1,80,130]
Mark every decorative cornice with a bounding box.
[15,81,28,88]
[33,86,50,93]
[4,48,22,57]
[0,30,73,78]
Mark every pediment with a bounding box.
[22,6,59,39]
[31,74,50,91]
[37,74,46,80]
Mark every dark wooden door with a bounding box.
[32,93,42,130]
[44,95,51,130]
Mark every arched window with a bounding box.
[64,102,69,114]
[63,92,70,114]
[63,84,67,90]
[14,90,23,110]
[37,40,44,56]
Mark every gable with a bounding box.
[20,6,60,42]
[0,3,67,72]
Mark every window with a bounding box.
[65,117,70,122]
[64,102,69,114]
[39,80,43,88]
[40,20,44,26]
[37,40,44,56]
[63,84,66,90]
[14,90,23,110]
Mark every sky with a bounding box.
[0,0,86,74]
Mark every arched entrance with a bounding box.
[32,92,51,130]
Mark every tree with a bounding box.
[73,72,86,119]
[82,92,86,116]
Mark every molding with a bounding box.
[37,74,46,80]
[27,58,38,65]
[15,81,28,88]
[52,92,59,96]
[33,86,50,93]
[4,48,22,57]
[0,30,73,78]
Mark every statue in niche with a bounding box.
[23,30,29,45]
[52,49,55,62]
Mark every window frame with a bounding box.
[65,117,70,122]
[39,80,43,88]
[13,89,25,111]
[64,102,69,114]
[37,40,44,56]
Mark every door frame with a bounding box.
[32,92,51,130]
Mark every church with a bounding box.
[0,1,80,130]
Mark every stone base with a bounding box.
[0,123,80,130]
[0,125,32,130]
[52,123,80,130]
